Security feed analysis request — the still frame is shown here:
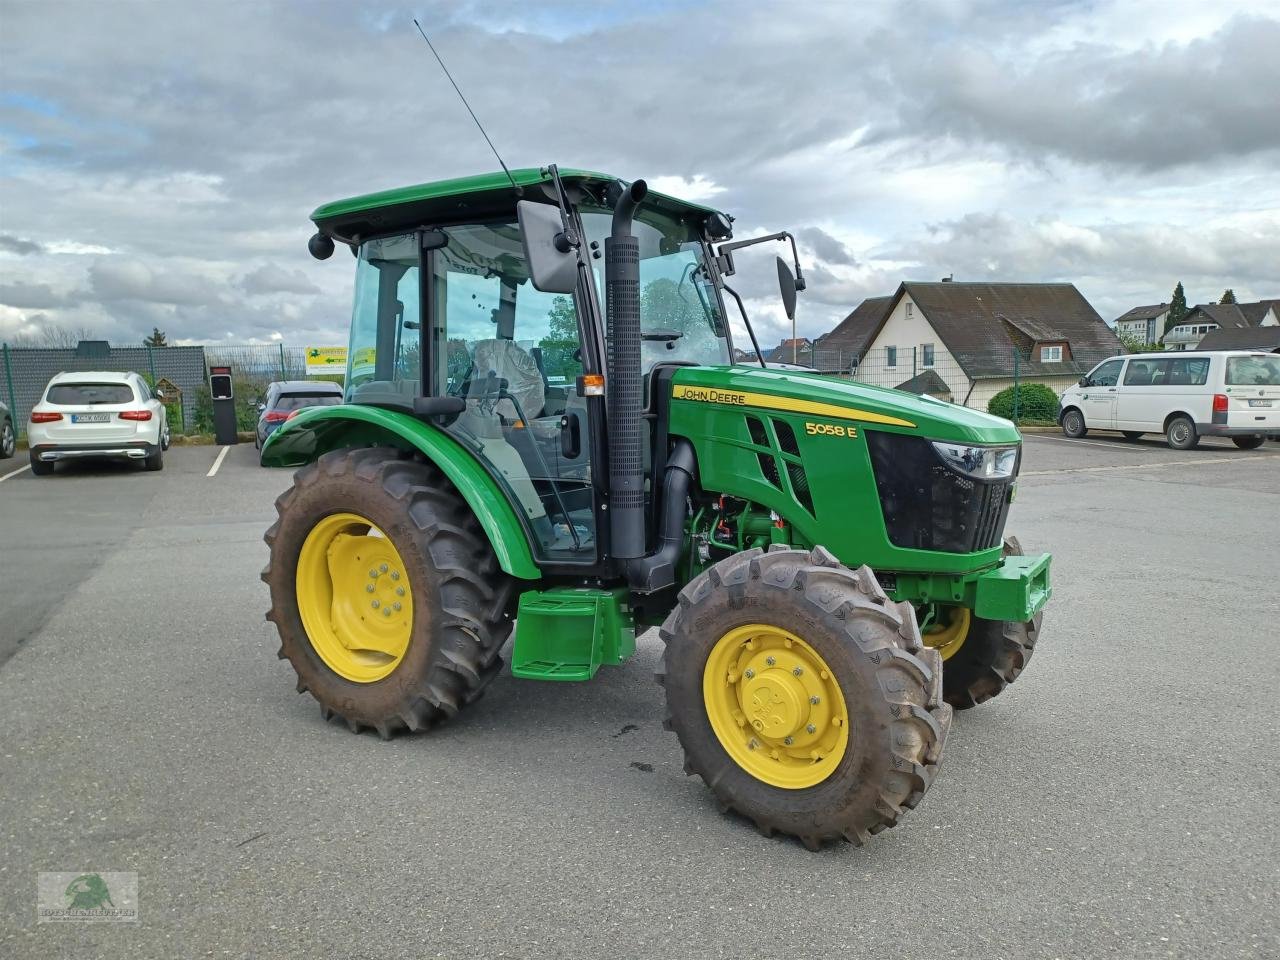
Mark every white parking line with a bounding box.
[0,463,31,483]
[206,446,231,478]
[1022,433,1144,452]
[1022,453,1280,477]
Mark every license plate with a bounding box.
[1248,399,1273,408]
[71,413,111,423]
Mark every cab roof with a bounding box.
[311,167,726,241]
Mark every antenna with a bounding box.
[412,19,520,195]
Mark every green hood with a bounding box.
[670,365,1020,444]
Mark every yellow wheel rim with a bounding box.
[702,624,849,790]
[923,606,970,661]
[296,512,414,683]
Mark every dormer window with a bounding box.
[1040,344,1063,362]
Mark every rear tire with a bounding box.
[1122,431,1143,441]
[1232,436,1264,450]
[144,447,164,471]
[660,546,951,849]
[1061,409,1087,438]
[29,453,53,476]
[0,419,14,459]
[937,537,1042,710]
[1165,415,1198,450]
[263,447,514,738]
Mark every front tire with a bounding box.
[262,447,514,738]
[1061,408,1087,438]
[1166,415,1198,450]
[660,546,951,849]
[930,537,1042,710]
[0,419,14,459]
[1232,436,1264,450]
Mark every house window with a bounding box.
[921,343,935,367]
[1041,344,1063,362]
[886,346,898,368]
[905,303,913,318]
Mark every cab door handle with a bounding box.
[560,412,581,459]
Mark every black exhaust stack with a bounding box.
[606,179,648,560]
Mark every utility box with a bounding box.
[209,365,238,445]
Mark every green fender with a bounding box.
[261,404,541,580]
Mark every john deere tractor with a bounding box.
[262,166,1051,849]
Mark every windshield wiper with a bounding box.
[641,329,683,342]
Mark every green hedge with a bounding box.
[987,382,1060,422]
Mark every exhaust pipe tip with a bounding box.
[612,179,648,238]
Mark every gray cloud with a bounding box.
[241,263,321,296]
[0,234,44,256]
[798,227,857,267]
[0,281,78,309]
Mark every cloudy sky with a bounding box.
[1,0,1278,350]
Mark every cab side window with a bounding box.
[1168,357,1209,385]
[1090,358,1124,387]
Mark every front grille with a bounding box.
[866,431,1014,553]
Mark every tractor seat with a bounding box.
[470,339,546,420]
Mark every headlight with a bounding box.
[931,442,1019,479]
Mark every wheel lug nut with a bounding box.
[366,584,375,593]
[744,669,755,679]
[383,608,392,617]
[765,656,776,666]
[396,587,405,597]
[368,569,378,578]
[371,600,380,609]
[379,563,389,573]
[390,571,400,581]
[809,695,820,705]
[748,739,758,750]
[792,666,803,676]
[783,736,794,746]
[393,602,401,611]
[806,723,817,734]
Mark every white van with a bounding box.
[1058,351,1280,450]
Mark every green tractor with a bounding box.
[262,166,1051,849]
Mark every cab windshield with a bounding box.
[580,206,730,371]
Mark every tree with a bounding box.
[143,327,168,347]
[537,296,580,381]
[1164,281,1188,335]
[1118,332,1164,354]
[1219,288,1237,304]
[9,323,101,348]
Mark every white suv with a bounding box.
[27,371,170,475]
[1058,351,1280,450]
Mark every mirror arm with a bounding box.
[545,163,581,252]
[722,282,767,369]
[716,230,806,290]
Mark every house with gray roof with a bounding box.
[833,280,1123,410]
[1112,303,1169,344]
[1163,300,1279,350]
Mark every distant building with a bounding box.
[811,296,894,372]
[831,281,1123,409]
[1163,300,1279,350]
[1196,326,1280,352]
[1112,303,1169,344]
[764,338,813,365]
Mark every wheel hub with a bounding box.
[703,624,849,790]
[296,512,413,683]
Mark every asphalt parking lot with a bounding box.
[2,435,1278,959]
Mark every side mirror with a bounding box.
[256,402,266,412]
[776,256,798,321]
[518,200,577,294]
[1078,376,1089,386]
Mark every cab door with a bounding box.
[427,221,598,565]
[1082,357,1124,429]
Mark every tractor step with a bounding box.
[511,587,635,681]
